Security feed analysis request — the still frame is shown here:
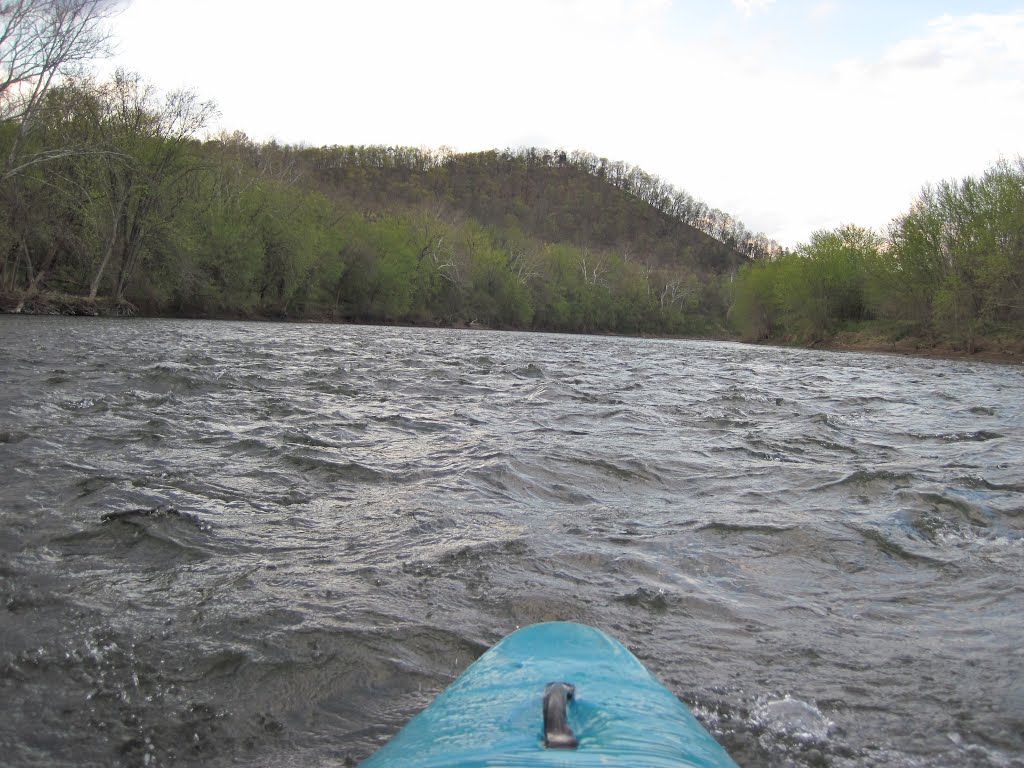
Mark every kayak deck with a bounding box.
[358,621,737,767]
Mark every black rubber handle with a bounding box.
[543,682,578,748]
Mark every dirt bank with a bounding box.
[814,329,1024,365]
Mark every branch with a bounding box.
[1,145,128,180]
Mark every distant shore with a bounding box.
[0,290,138,318]
[3,290,1021,366]
[811,328,1024,365]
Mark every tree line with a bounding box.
[3,1,1020,352]
[0,0,756,335]
[730,158,1024,351]
[306,144,784,263]
[0,66,743,334]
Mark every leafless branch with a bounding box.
[2,0,118,168]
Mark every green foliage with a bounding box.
[730,259,782,341]
[5,63,1020,353]
[1,70,759,335]
[728,161,1024,350]
[768,225,884,342]
[888,159,1024,348]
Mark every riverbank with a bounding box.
[0,290,137,317]
[815,326,1024,365]
[4,290,1022,365]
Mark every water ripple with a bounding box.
[1,316,1022,768]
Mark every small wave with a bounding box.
[101,505,211,532]
[751,695,833,743]
[184,352,217,365]
[372,413,450,433]
[466,456,598,504]
[230,435,278,456]
[614,586,670,613]
[52,506,214,568]
[912,491,992,527]
[441,538,531,566]
[818,469,918,490]
[3,627,160,762]
[58,396,109,413]
[399,357,430,368]
[908,430,1004,443]
[693,691,852,768]
[283,452,386,483]
[700,414,758,429]
[141,362,223,393]
[941,430,1004,443]
[718,388,785,405]
[904,509,975,545]
[400,538,532,581]
[718,443,801,463]
[282,429,339,448]
[903,508,1024,553]
[122,388,174,406]
[809,412,845,430]
[568,456,663,483]
[849,525,948,565]
[953,475,1024,493]
[308,381,359,397]
[569,391,625,405]
[946,732,1023,767]
[698,522,798,535]
[71,474,117,499]
[513,363,544,378]
[452,410,486,426]
[795,436,859,454]
[595,407,633,420]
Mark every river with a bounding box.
[1,316,1022,767]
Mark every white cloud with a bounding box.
[775,11,1024,243]
[731,0,776,18]
[103,2,1023,247]
[880,12,1024,80]
[646,9,1024,245]
[808,1,838,23]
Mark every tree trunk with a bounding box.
[115,230,143,302]
[13,238,58,312]
[90,212,121,300]
[13,269,47,313]
[89,198,125,301]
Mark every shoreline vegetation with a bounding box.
[2,3,1022,365]
[4,289,1021,365]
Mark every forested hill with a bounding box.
[3,5,1020,356]
[300,145,764,274]
[2,69,776,336]
[4,69,1021,356]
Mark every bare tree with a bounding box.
[1,0,117,174]
[506,244,541,286]
[88,69,217,300]
[577,248,607,287]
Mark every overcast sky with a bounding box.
[104,0,1024,247]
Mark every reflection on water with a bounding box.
[1,316,1022,767]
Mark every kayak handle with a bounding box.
[543,682,578,748]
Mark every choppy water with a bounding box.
[1,316,1022,767]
